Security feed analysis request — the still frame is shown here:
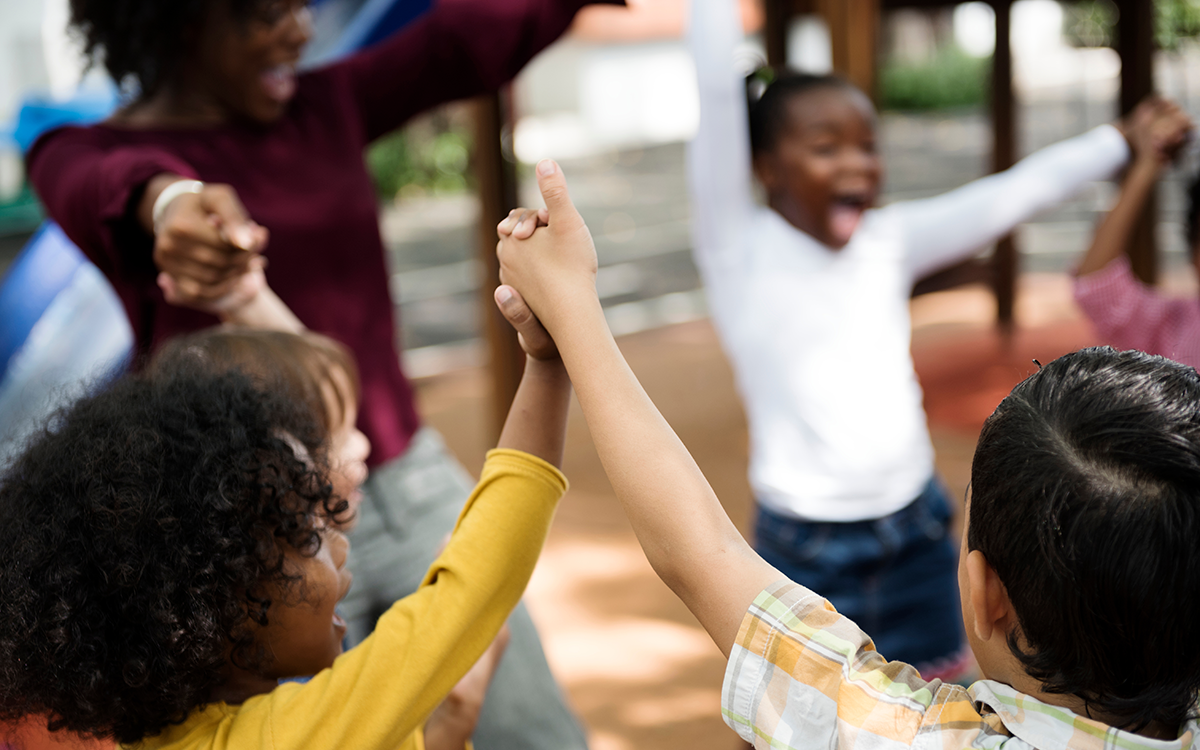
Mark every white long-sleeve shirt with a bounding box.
[686,0,1130,522]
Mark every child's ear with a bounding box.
[965,550,1015,643]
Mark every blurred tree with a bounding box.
[1065,0,1200,51]
[1157,0,1200,50]
[879,46,991,110]
[366,105,474,201]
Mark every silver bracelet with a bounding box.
[151,179,205,235]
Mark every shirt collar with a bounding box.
[969,680,1197,750]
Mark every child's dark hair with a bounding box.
[746,68,855,156]
[969,347,1200,731]
[0,368,344,743]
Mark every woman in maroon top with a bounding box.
[27,0,607,748]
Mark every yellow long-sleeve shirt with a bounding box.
[128,449,567,750]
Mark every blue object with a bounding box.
[0,222,88,372]
[305,0,432,65]
[0,222,132,466]
[12,89,118,153]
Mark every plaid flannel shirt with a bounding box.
[723,580,1199,750]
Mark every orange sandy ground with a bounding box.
[7,275,1104,750]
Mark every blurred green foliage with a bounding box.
[366,120,472,201]
[1063,0,1117,48]
[1065,0,1200,51]
[1157,0,1200,50]
[879,47,991,111]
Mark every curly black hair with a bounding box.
[69,0,263,98]
[0,368,344,744]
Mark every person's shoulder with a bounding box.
[30,122,114,150]
[130,702,238,750]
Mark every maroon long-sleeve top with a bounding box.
[28,0,613,468]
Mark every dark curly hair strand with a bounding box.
[69,0,262,98]
[0,369,344,744]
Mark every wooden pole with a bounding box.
[820,0,879,99]
[1115,0,1157,284]
[473,90,525,441]
[764,0,789,67]
[990,0,1017,328]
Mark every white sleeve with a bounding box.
[686,0,756,283]
[891,124,1130,281]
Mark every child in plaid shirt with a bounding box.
[496,161,1200,749]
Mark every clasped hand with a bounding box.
[492,160,599,357]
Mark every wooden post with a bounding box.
[764,0,790,68]
[1115,0,1157,283]
[473,90,525,441]
[820,0,879,98]
[990,0,1017,328]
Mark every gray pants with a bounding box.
[340,427,588,750]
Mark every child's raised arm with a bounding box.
[1076,97,1193,277]
[493,284,572,469]
[496,161,782,655]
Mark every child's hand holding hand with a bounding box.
[158,255,268,315]
[1122,96,1193,166]
[495,160,599,334]
[160,254,305,333]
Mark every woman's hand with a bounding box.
[139,174,270,313]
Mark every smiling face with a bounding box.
[258,526,353,678]
[754,85,883,248]
[188,0,313,123]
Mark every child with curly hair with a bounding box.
[0,289,572,750]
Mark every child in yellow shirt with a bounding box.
[0,291,571,750]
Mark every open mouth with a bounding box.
[260,64,297,104]
[828,193,869,245]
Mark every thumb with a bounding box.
[535,160,583,228]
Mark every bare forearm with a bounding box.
[547,300,780,654]
[1077,157,1162,277]
[219,286,305,333]
[496,357,571,468]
